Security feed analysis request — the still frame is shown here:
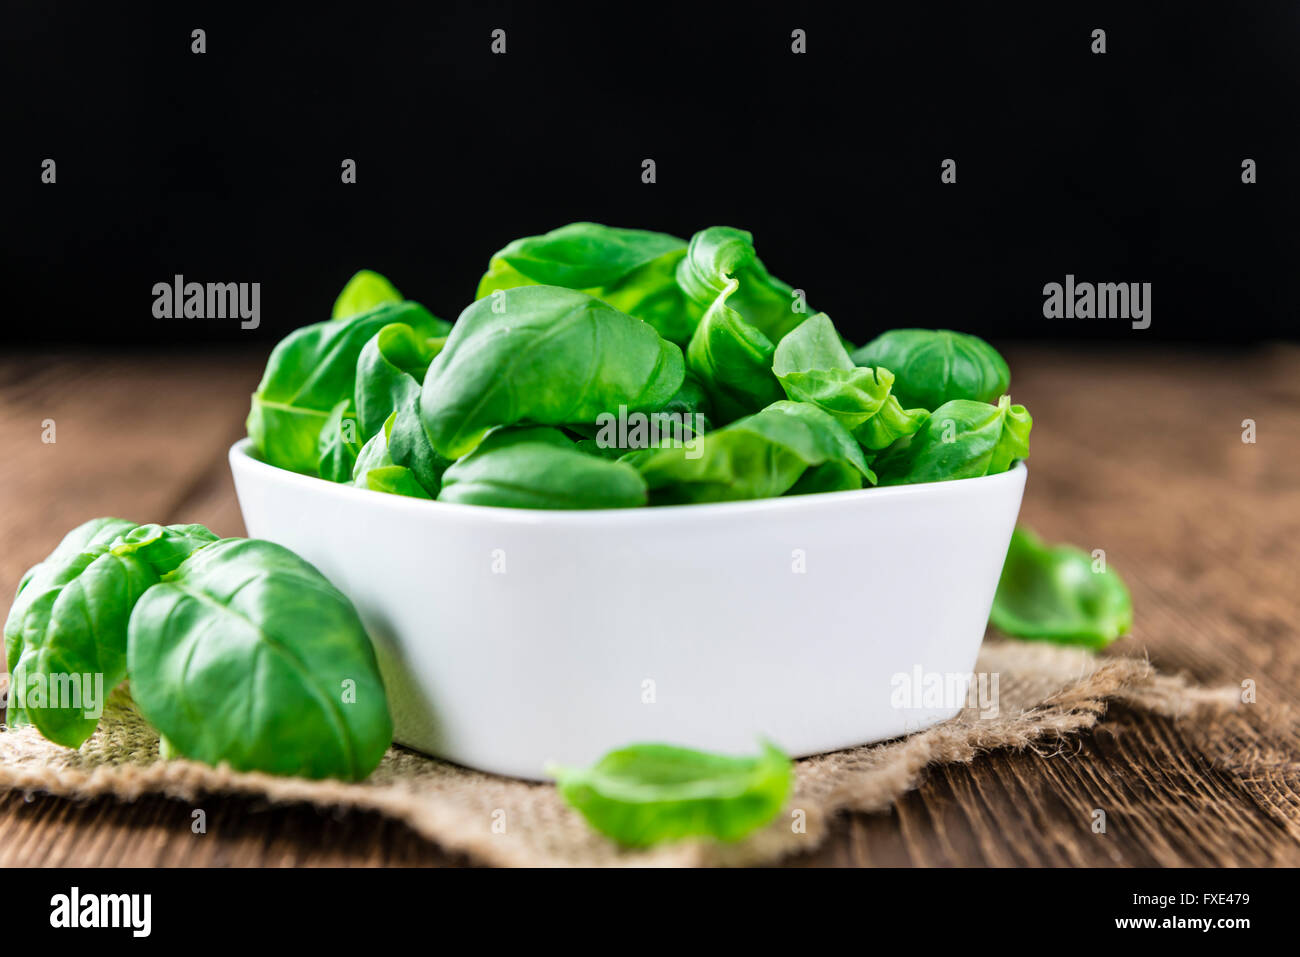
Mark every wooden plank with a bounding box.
[0,353,258,594]
[1,346,1297,867]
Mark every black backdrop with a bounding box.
[4,1,1297,348]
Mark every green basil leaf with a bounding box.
[550,741,793,847]
[786,460,865,495]
[347,412,432,498]
[596,248,695,345]
[990,527,1133,647]
[850,329,1011,411]
[355,322,444,442]
[353,323,451,493]
[676,226,809,342]
[247,300,449,476]
[628,400,874,504]
[317,400,362,483]
[126,538,393,780]
[14,517,138,599]
[477,222,685,291]
[386,401,448,496]
[873,395,1032,486]
[108,523,221,575]
[6,518,141,731]
[332,269,403,320]
[657,371,713,433]
[685,279,784,425]
[419,286,684,460]
[573,437,628,461]
[6,543,157,746]
[772,313,928,449]
[439,427,647,510]
[356,464,433,499]
[477,224,695,345]
[854,395,929,451]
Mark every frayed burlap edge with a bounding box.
[0,642,1241,867]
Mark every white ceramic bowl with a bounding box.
[230,439,1026,779]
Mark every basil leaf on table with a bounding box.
[476,222,694,344]
[627,400,874,504]
[246,299,449,476]
[990,527,1133,647]
[685,279,784,425]
[127,538,393,781]
[873,395,1032,486]
[439,427,648,510]
[419,286,685,460]
[772,313,928,449]
[676,226,809,343]
[5,547,156,745]
[332,269,403,320]
[6,517,144,732]
[549,741,793,847]
[13,517,138,599]
[850,329,1011,411]
[108,523,221,575]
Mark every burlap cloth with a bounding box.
[0,641,1240,866]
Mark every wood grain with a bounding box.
[1,345,1297,867]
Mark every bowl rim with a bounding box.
[230,437,1027,526]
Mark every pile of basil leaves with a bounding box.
[2,223,1131,848]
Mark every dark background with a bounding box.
[4,1,1297,348]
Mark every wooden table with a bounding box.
[1,345,1297,866]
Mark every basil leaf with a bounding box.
[14,517,138,599]
[7,518,140,731]
[873,396,1031,486]
[352,322,450,494]
[628,400,874,504]
[850,329,1011,411]
[5,528,159,746]
[550,741,793,847]
[439,427,647,509]
[685,279,784,425]
[419,286,684,460]
[786,460,865,495]
[350,412,433,499]
[126,538,393,781]
[247,300,449,476]
[476,223,693,344]
[356,464,433,499]
[990,527,1133,647]
[676,226,809,342]
[108,523,221,575]
[478,222,685,290]
[596,248,695,345]
[354,322,444,443]
[317,400,362,483]
[657,371,713,433]
[332,269,402,320]
[772,313,928,449]
[854,395,929,452]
